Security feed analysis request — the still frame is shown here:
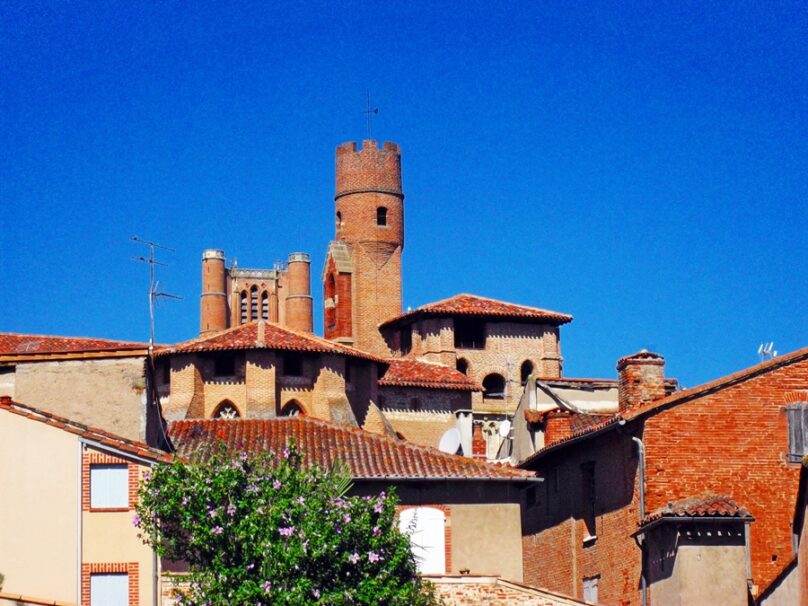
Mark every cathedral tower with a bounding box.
[324,140,404,355]
[200,249,228,335]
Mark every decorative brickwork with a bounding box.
[81,449,140,511]
[80,562,139,606]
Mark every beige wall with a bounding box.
[451,503,523,581]
[9,357,147,441]
[0,410,80,602]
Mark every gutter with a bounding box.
[78,438,166,467]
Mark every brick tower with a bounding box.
[323,140,404,355]
[200,249,228,335]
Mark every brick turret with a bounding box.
[617,350,667,411]
[285,252,313,333]
[200,249,228,335]
[325,140,404,355]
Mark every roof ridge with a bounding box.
[0,332,149,345]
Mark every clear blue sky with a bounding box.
[2,1,806,387]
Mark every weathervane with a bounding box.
[363,91,379,139]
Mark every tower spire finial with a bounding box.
[363,91,379,139]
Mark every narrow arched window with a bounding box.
[456,358,469,375]
[520,360,534,384]
[261,291,269,321]
[250,286,258,321]
[213,400,240,419]
[240,291,248,324]
[336,211,342,229]
[482,373,506,399]
[280,400,304,417]
[376,206,388,226]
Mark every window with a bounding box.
[398,507,446,574]
[261,291,269,321]
[280,400,303,417]
[283,354,303,377]
[250,286,259,321]
[376,206,388,226]
[90,465,128,509]
[90,574,128,606]
[336,211,342,228]
[213,400,240,419]
[454,318,486,349]
[583,576,599,604]
[213,355,235,378]
[520,360,534,384]
[787,404,808,462]
[240,291,248,324]
[482,373,505,399]
[456,358,469,375]
[581,462,596,540]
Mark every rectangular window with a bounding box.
[454,319,486,349]
[91,573,128,606]
[213,355,236,378]
[90,465,129,509]
[581,462,596,540]
[787,404,808,463]
[583,576,599,604]
[283,354,303,377]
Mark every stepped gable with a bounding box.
[169,417,535,481]
[379,358,482,391]
[155,320,385,364]
[0,397,172,463]
[379,293,573,328]
[0,332,149,355]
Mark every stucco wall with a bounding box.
[0,410,80,602]
[10,357,146,441]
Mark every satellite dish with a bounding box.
[438,428,461,454]
[499,420,512,438]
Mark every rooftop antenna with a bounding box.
[131,236,182,352]
[758,342,778,362]
[363,91,379,139]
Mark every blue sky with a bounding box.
[2,1,806,387]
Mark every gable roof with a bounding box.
[379,294,573,329]
[379,358,482,391]
[155,320,385,364]
[0,332,148,359]
[0,397,172,463]
[521,345,808,465]
[643,494,752,525]
[169,417,535,481]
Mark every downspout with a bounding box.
[744,521,753,595]
[153,550,159,606]
[630,433,648,606]
[76,441,83,604]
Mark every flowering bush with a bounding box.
[135,445,440,605]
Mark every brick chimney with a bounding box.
[617,350,667,412]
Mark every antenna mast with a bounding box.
[363,91,379,139]
[131,236,182,351]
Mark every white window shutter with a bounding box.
[399,507,446,574]
[90,465,129,508]
[90,573,128,606]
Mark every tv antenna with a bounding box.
[363,91,379,139]
[131,236,182,351]
[758,342,778,362]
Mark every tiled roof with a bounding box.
[155,321,385,364]
[169,418,535,481]
[379,358,481,391]
[379,294,573,328]
[0,397,172,463]
[643,495,752,525]
[0,332,148,355]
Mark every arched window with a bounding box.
[376,206,388,226]
[482,373,506,399]
[456,358,469,375]
[398,507,446,574]
[280,400,304,417]
[336,211,342,228]
[520,360,534,384]
[240,291,248,324]
[250,286,259,321]
[261,291,269,321]
[213,400,240,419]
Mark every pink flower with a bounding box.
[279,526,295,537]
[227,503,236,516]
[273,480,282,489]
[348,552,359,564]
[374,500,384,513]
[368,551,381,563]
[262,580,272,593]
[212,526,223,535]
[372,526,381,536]
[312,589,320,598]
[132,513,142,528]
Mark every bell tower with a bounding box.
[324,140,404,355]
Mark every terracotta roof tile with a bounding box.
[643,495,752,525]
[155,321,386,364]
[379,359,481,391]
[379,294,572,328]
[168,417,534,481]
[0,397,172,463]
[0,332,148,355]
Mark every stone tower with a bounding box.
[323,140,404,355]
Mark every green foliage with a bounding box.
[135,445,441,605]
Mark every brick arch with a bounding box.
[212,399,241,419]
[482,373,506,400]
[280,399,306,417]
[520,360,534,384]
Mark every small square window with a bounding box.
[214,356,235,377]
[283,354,303,377]
[90,465,128,509]
[90,573,128,606]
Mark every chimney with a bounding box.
[617,350,667,412]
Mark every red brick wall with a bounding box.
[544,412,573,446]
[323,255,353,341]
[522,430,642,605]
[642,361,808,595]
[81,562,139,606]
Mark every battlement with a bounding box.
[336,140,400,155]
[335,140,402,198]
